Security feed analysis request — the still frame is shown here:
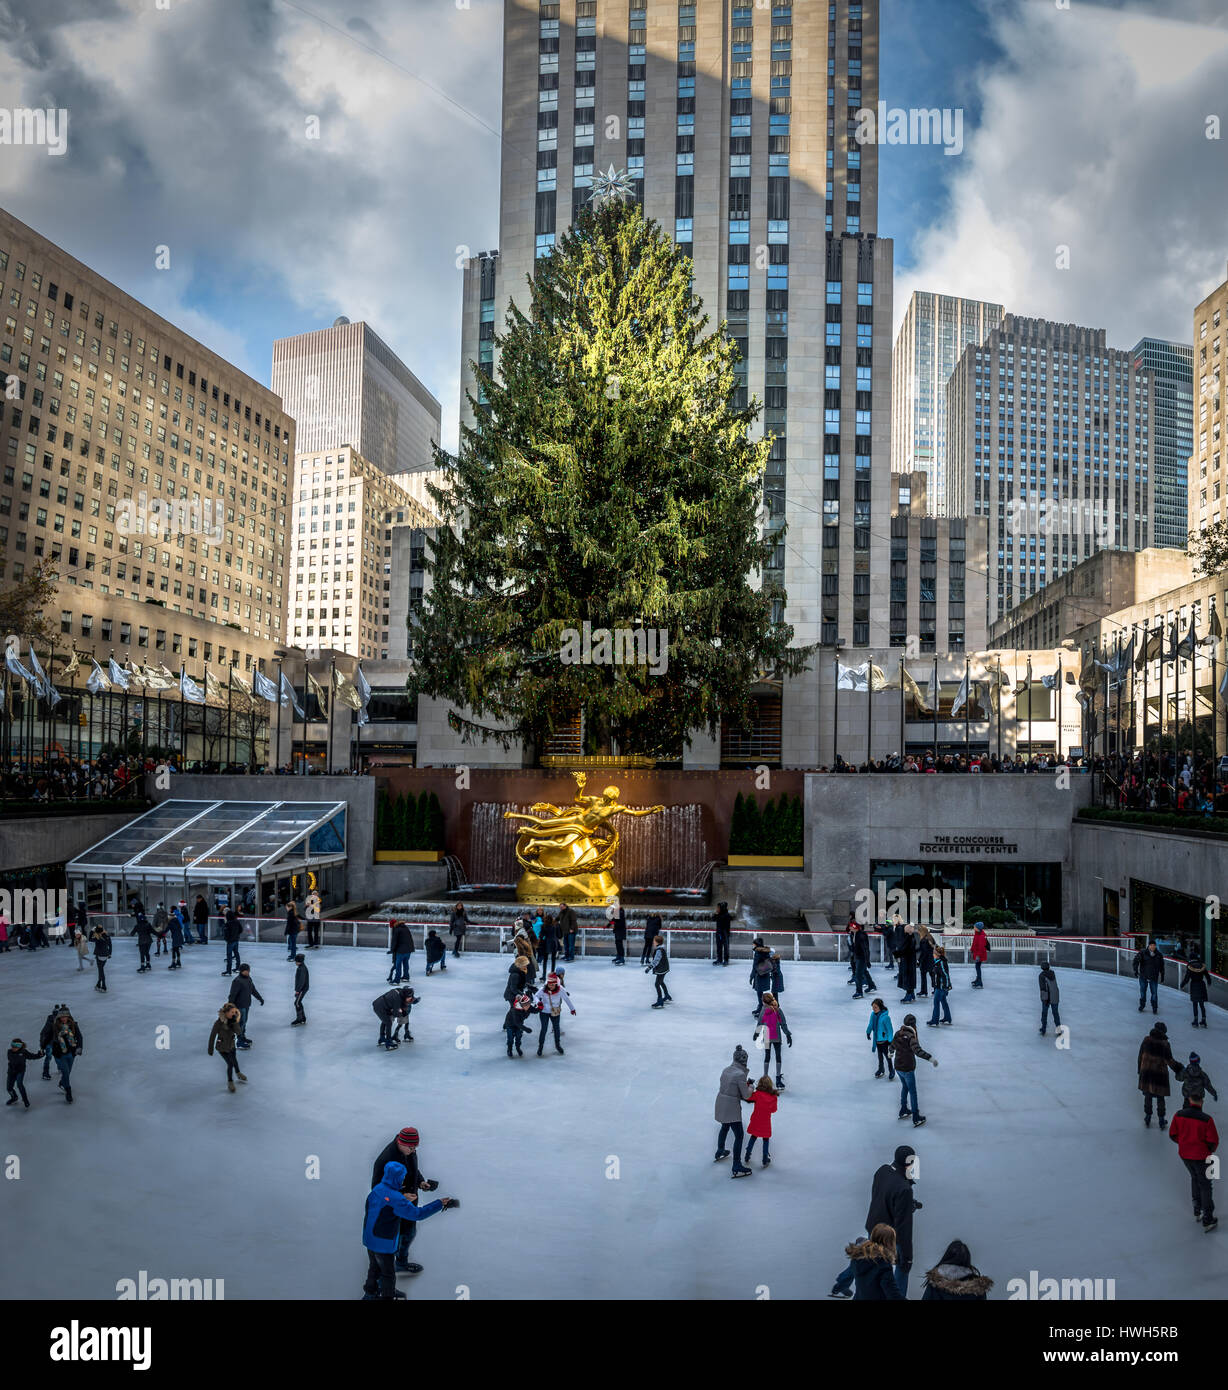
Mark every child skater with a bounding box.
[744,1075,778,1168]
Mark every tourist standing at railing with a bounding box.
[387,920,415,984]
[970,923,989,988]
[1181,957,1211,1028]
[305,890,322,950]
[1134,941,1166,1014]
[887,913,905,986]
[1138,1021,1182,1128]
[558,902,578,962]
[713,901,732,966]
[192,895,210,945]
[641,911,661,966]
[1038,963,1061,1035]
[448,901,468,958]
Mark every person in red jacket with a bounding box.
[970,922,989,988]
[744,1075,778,1168]
[1169,1092,1220,1232]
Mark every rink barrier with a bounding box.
[58,916,1225,1004]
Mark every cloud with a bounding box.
[896,1,1228,350]
[0,0,504,450]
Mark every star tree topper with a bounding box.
[589,163,637,204]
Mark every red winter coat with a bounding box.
[747,1090,777,1139]
[1169,1107,1219,1161]
[970,931,989,963]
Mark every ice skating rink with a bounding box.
[2,938,1225,1300]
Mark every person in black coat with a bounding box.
[1181,956,1211,1027]
[713,901,732,966]
[538,914,560,976]
[131,911,154,973]
[847,1226,905,1301]
[641,912,661,966]
[1134,941,1166,1013]
[920,1240,993,1300]
[6,1039,39,1107]
[371,1126,440,1274]
[167,909,184,970]
[448,902,468,958]
[610,903,627,965]
[372,987,416,1050]
[865,1144,921,1296]
[388,921,415,984]
[424,929,447,974]
[898,926,918,1003]
[558,902,579,962]
[292,954,309,1026]
[192,894,210,944]
[38,1004,65,1080]
[91,927,111,991]
[916,929,935,999]
[228,965,264,1048]
[222,907,243,976]
[850,923,875,998]
[504,955,530,1004]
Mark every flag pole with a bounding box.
[866,658,872,768]
[964,655,970,765]
[328,656,337,775]
[932,655,938,764]
[276,658,284,773]
[832,649,839,769]
[898,656,905,760]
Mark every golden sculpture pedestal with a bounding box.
[504,772,663,906]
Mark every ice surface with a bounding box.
[1,938,1225,1300]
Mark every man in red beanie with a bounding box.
[370,1126,441,1275]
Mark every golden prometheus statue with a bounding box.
[504,772,665,903]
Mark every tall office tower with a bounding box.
[0,205,294,669]
[271,319,441,478]
[947,315,1155,625]
[1130,338,1192,550]
[287,445,435,660]
[891,291,1004,517]
[459,0,894,766]
[1190,267,1227,538]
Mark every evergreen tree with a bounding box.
[426,792,445,851]
[409,198,811,760]
[761,796,779,856]
[376,792,390,850]
[729,790,746,855]
[395,793,411,850]
[742,795,763,856]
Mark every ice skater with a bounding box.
[449,901,468,957]
[920,1241,993,1300]
[6,1038,38,1107]
[743,1075,778,1168]
[49,1009,82,1104]
[228,964,264,1050]
[73,928,90,971]
[38,1004,64,1080]
[1168,1090,1219,1232]
[1134,941,1165,1014]
[1181,956,1211,1028]
[850,922,875,998]
[91,926,111,991]
[424,929,447,974]
[867,998,895,1079]
[1138,1020,1182,1128]
[897,924,918,1003]
[152,902,170,957]
[916,926,935,999]
[504,991,534,1057]
[132,909,154,973]
[641,912,661,966]
[713,901,732,966]
[558,902,578,962]
[292,954,309,1026]
[609,900,627,965]
[168,908,184,970]
[504,954,531,1004]
[970,922,989,988]
[538,914,560,977]
[1038,962,1061,1035]
[714,1044,755,1178]
[371,1126,443,1275]
[222,907,243,976]
[192,894,210,944]
[1183,1053,1218,1105]
[361,1161,457,1300]
[750,939,773,1018]
[373,987,416,1050]
[305,889,322,950]
[830,1144,920,1298]
[755,992,791,1088]
[646,934,673,1008]
[388,920,415,983]
[207,1002,246,1092]
[284,901,301,961]
[890,1014,936,1128]
[533,973,575,1055]
[926,946,952,1026]
[844,1226,904,1301]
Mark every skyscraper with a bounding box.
[1190,268,1227,539]
[891,291,1004,517]
[947,315,1155,624]
[1130,337,1192,551]
[459,0,893,766]
[272,319,441,478]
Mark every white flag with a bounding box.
[252,668,280,702]
[1220,667,1228,707]
[108,658,130,690]
[280,670,305,719]
[950,671,969,716]
[926,664,940,712]
[27,646,48,696]
[87,659,109,694]
[355,664,372,726]
[836,662,865,692]
[5,646,36,686]
[179,669,206,705]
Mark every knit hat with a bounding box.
[547,972,560,984]
[397,1126,420,1147]
[294,953,305,963]
[733,1045,748,1066]
[1190,1053,1201,1064]
[1153,1022,1168,1036]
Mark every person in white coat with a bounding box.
[532,973,575,1056]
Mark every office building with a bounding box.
[947,315,1155,625]
[1191,266,1228,538]
[458,0,894,766]
[272,319,441,478]
[1131,337,1192,550]
[891,291,1003,516]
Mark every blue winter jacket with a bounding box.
[363,1161,443,1252]
[867,1010,894,1046]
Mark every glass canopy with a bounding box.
[66,799,348,879]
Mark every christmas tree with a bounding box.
[410,196,810,761]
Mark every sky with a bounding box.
[2,0,1225,452]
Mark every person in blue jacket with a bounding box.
[867,998,895,1079]
[362,1160,459,1299]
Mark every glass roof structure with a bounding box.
[66,800,348,880]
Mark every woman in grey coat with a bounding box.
[1038,962,1061,1035]
[714,1045,755,1178]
